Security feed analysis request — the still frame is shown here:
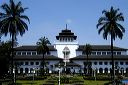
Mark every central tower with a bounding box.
[54,25,79,60]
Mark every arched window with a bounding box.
[25,68,29,73]
[99,68,103,73]
[20,68,23,73]
[63,46,70,62]
[30,68,33,73]
[126,68,128,73]
[104,68,108,73]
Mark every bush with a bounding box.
[60,77,70,83]
[18,76,47,80]
[83,75,111,80]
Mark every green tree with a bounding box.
[97,6,125,83]
[0,0,29,83]
[36,37,51,75]
[82,44,92,75]
[0,41,11,78]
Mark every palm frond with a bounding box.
[20,15,30,23]
[97,6,125,40]
[116,23,125,33]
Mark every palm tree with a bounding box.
[0,0,29,83]
[82,44,92,75]
[0,32,1,42]
[36,37,51,75]
[97,6,125,83]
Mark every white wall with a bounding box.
[54,42,79,59]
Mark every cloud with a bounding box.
[66,19,72,24]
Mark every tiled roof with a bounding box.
[15,45,57,51]
[76,45,127,51]
[55,62,81,67]
[14,55,62,60]
[70,55,128,60]
[56,29,77,40]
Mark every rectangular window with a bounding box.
[94,62,97,65]
[115,62,118,65]
[91,52,96,55]
[113,52,116,55]
[102,52,106,55]
[36,62,39,65]
[104,62,108,65]
[107,52,111,55]
[120,62,123,65]
[17,52,21,55]
[20,62,24,65]
[110,62,112,65]
[97,52,101,55]
[25,62,28,65]
[99,62,102,65]
[32,52,36,55]
[22,52,26,55]
[117,52,121,55]
[30,62,34,65]
[27,52,31,55]
[125,62,128,65]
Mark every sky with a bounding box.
[0,0,128,49]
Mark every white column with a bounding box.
[124,69,126,73]
[28,68,30,73]
[97,69,99,73]
[108,69,110,73]
[103,69,105,73]
[23,68,25,73]
[18,69,20,73]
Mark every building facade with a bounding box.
[14,28,128,75]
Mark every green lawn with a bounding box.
[84,80,110,85]
[16,80,109,85]
[16,80,45,85]
[16,76,110,85]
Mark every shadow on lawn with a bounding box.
[16,82,37,85]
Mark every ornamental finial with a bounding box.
[66,24,68,30]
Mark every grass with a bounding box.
[16,80,110,85]
[16,80,46,85]
[84,80,110,85]
[15,75,110,85]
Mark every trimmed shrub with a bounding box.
[18,76,47,80]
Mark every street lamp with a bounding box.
[13,66,16,83]
[33,68,35,83]
[94,68,97,81]
[58,63,61,85]
[121,68,124,76]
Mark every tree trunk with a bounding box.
[87,54,88,75]
[43,53,45,76]
[11,33,14,84]
[111,31,115,84]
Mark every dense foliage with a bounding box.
[0,41,11,78]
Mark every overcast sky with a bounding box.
[0,0,128,49]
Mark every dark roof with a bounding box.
[70,55,128,60]
[15,45,127,51]
[56,29,77,40]
[15,45,57,51]
[55,62,81,67]
[76,45,127,51]
[14,55,62,60]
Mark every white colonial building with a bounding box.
[14,27,128,75]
